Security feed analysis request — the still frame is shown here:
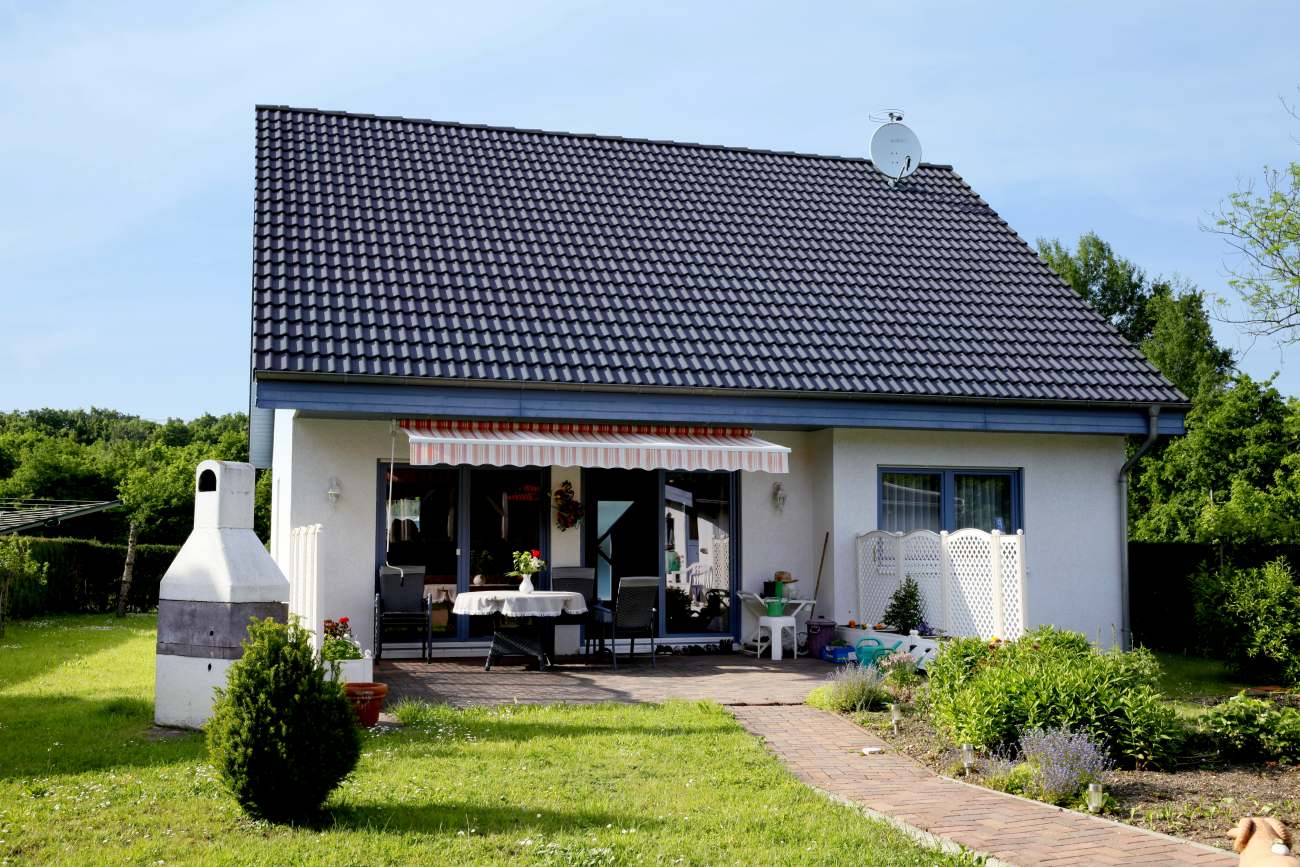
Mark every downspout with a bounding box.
[1118,406,1160,650]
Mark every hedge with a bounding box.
[7,536,179,618]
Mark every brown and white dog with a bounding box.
[1229,818,1300,866]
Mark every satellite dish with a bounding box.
[869,115,922,183]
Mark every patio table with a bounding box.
[453,590,587,671]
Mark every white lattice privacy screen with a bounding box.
[856,528,1026,640]
[289,524,323,649]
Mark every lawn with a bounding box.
[1152,650,1270,718]
[0,615,965,866]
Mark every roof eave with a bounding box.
[252,370,1192,413]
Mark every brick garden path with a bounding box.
[730,705,1236,867]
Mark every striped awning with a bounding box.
[399,420,789,473]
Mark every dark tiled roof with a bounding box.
[251,106,1185,405]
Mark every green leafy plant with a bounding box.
[877,650,921,701]
[928,626,1181,767]
[206,617,362,822]
[881,576,924,634]
[1201,694,1300,764]
[1197,559,1300,685]
[320,617,362,662]
[0,535,47,638]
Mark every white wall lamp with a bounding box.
[771,481,787,513]
[326,477,342,505]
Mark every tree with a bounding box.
[1130,375,1296,544]
[1213,156,1300,343]
[1141,282,1235,398]
[1038,232,1158,345]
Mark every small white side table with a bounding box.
[757,615,798,661]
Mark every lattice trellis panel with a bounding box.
[901,531,942,628]
[856,532,900,624]
[710,532,731,592]
[946,530,995,639]
[999,532,1025,639]
[856,528,1026,640]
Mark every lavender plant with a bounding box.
[1019,727,1113,805]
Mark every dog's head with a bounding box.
[1230,817,1294,855]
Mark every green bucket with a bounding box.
[766,580,785,616]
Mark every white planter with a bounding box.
[834,627,941,670]
[328,654,374,683]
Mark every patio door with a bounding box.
[584,468,738,639]
[378,464,546,642]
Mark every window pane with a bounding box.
[954,474,1013,531]
[880,472,942,532]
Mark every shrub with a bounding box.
[1018,727,1113,805]
[882,576,924,634]
[1201,694,1300,764]
[1200,559,1300,685]
[0,536,47,637]
[7,536,179,617]
[207,617,362,822]
[807,664,891,713]
[928,626,1180,767]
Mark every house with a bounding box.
[250,105,1187,657]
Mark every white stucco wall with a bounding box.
[822,428,1126,643]
[270,415,589,653]
[271,415,1127,652]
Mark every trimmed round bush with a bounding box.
[206,617,362,822]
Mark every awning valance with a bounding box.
[399,420,789,473]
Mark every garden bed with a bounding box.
[856,696,1300,852]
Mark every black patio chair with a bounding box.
[373,565,431,662]
[551,566,610,656]
[609,576,659,670]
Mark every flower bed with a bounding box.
[857,703,1300,851]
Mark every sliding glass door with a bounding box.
[378,464,546,642]
[584,468,737,639]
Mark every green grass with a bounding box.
[1153,651,1266,718]
[0,615,967,866]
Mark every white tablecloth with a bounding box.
[452,590,588,618]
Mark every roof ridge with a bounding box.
[254,104,956,170]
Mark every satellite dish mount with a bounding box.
[869,110,922,187]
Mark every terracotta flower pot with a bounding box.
[344,681,389,728]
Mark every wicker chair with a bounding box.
[609,576,659,670]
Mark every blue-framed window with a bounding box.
[878,467,1022,533]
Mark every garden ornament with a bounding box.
[1228,817,1299,866]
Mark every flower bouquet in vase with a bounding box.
[507,549,545,593]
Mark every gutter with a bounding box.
[1117,406,1160,650]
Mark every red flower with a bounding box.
[339,616,349,623]
[531,549,541,558]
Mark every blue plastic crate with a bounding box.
[821,645,855,664]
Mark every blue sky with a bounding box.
[2,0,1298,420]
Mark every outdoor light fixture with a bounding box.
[326,477,342,505]
[771,481,787,512]
[960,743,975,775]
[1086,783,1105,813]
[889,702,902,735]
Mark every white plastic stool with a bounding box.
[757,615,797,660]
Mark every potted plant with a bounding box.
[506,549,545,593]
[321,616,373,684]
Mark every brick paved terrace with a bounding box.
[379,651,829,707]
